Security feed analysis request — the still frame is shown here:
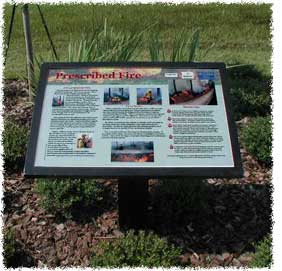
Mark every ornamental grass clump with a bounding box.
[67,19,144,62]
[91,230,182,267]
[32,18,145,98]
[148,28,214,62]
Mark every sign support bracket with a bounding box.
[118,178,149,230]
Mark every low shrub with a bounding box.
[241,116,272,165]
[91,230,182,267]
[228,65,271,121]
[151,179,212,225]
[2,120,29,172]
[35,178,105,219]
[3,229,17,267]
[250,234,272,268]
[3,229,34,267]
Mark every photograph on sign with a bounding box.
[111,141,154,162]
[24,63,242,177]
[104,87,130,105]
[137,88,162,105]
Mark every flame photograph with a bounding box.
[111,141,154,162]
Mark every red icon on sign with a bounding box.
[169,134,173,139]
[168,123,173,128]
[170,144,174,149]
[167,109,172,113]
[168,117,172,121]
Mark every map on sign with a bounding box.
[24,62,242,177]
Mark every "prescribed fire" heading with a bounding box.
[55,71,143,80]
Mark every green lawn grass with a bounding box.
[3,3,272,78]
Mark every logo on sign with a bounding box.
[165,73,178,78]
[181,71,194,79]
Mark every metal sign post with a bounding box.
[22,4,34,101]
[118,178,149,229]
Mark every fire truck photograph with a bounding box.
[169,78,217,105]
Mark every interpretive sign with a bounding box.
[24,62,242,177]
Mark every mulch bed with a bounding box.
[2,80,272,268]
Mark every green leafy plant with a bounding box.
[35,178,105,219]
[2,120,29,172]
[91,230,182,267]
[241,116,272,165]
[250,234,272,268]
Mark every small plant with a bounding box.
[91,230,182,267]
[241,116,272,165]
[2,120,29,172]
[35,178,105,219]
[250,234,272,268]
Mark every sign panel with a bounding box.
[24,62,242,177]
